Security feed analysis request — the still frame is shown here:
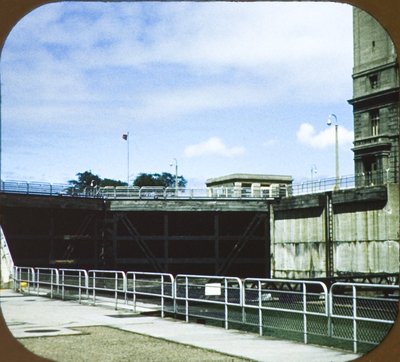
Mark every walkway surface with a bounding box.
[0,289,362,362]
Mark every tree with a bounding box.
[68,171,127,192]
[101,178,128,187]
[133,172,187,188]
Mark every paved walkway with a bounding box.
[0,290,361,362]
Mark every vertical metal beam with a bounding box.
[112,214,118,267]
[264,208,271,278]
[163,213,169,272]
[269,203,275,278]
[325,193,334,277]
[48,209,55,263]
[214,213,219,274]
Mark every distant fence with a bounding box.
[289,169,395,195]
[13,266,398,354]
[0,170,395,200]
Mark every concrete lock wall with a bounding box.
[271,195,328,279]
[334,184,399,274]
[271,185,400,279]
[272,218,327,279]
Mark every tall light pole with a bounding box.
[170,158,178,193]
[327,114,339,190]
[311,164,317,193]
[122,132,130,185]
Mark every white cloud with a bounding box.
[262,139,278,148]
[184,137,246,158]
[2,2,353,128]
[1,2,356,183]
[297,123,354,149]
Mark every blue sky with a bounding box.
[1,1,355,187]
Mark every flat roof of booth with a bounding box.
[206,173,293,187]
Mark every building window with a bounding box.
[369,74,379,89]
[370,110,380,136]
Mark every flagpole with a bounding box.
[127,132,130,185]
[122,132,130,185]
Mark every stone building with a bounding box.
[206,173,292,198]
[349,8,399,186]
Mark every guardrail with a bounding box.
[0,180,75,196]
[12,266,398,354]
[330,282,399,353]
[243,278,328,344]
[126,271,175,317]
[98,185,287,200]
[0,170,396,200]
[290,169,395,196]
[175,274,243,329]
[0,181,283,200]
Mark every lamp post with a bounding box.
[170,158,178,193]
[311,164,317,193]
[327,114,339,190]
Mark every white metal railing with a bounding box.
[0,180,73,196]
[330,282,399,353]
[126,271,175,317]
[59,268,89,303]
[88,270,127,310]
[174,274,243,329]
[290,169,396,196]
[1,170,396,200]
[243,278,328,344]
[13,266,35,294]
[35,267,59,298]
[11,266,399,354]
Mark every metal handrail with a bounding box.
[126,271,175,317]
[59,268,89,303]
[243,278,329,343]
[35,267,60,298]
[88,270,127,310]
[12,266,398,353]
[174,274,243,328]
[1,169,396,200]
[329,282,399,353]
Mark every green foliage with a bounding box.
[68,171,127,192]
[68,170,187,192]
[133,172,187,188]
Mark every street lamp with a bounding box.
[311,164,317,193]
[170,158,178,193]
[327,114,339,190]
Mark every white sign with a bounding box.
[205,282,221,296]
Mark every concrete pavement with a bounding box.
[0,289,362,362]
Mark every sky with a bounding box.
[0,1,355,188]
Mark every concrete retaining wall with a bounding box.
[271,184,399,279]
[334,183,399,274]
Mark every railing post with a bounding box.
[303,282,307,344]
[85,270,89,301]
[185,276,189,323]
[258,280,262,336]
[77,270,81,303]
[114,272,118,310]
[36,269,40,295]
[61,270,65,300]
[133,273,137,313]
[161,275,165,318]
[173,275,177,316]
[92,271,96,305]
[327,285,332,337]
[224,278,228,330]
[352,285,358,354]
[241,280,246,325]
